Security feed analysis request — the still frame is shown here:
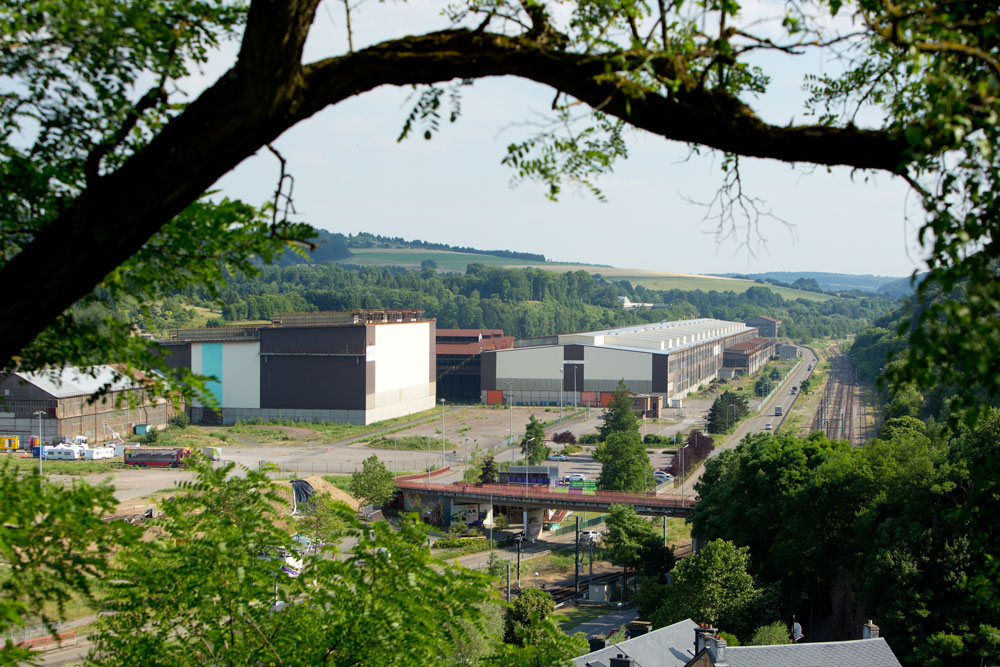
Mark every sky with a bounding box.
[197,0,927,279]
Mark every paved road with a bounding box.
[569,605,639,637]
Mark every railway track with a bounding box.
[812,350,867,446]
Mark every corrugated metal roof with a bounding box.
[15,365,139,399]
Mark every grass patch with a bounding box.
[365,435,457,451]
[665,517,692,544]
[3,457,125,476]
[555,605,612,631]
[530,552,575,574]
[322,475,353,492]
[225,424,295,442]
[434,539,505,557]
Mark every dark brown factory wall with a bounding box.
[260,326,366,355]
[159,343,191,370]
[652,354,668,392]
[481,352,497,391]
[564,345,585,361]
[563,363,584,391]
[260,356,366,410]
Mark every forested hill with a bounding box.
[164,263,895,340]
[343,232,547,263]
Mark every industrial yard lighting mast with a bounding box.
[33,410,44,476]
[508,381,514,462]
[440,398,446,468]
[559,367,563,420]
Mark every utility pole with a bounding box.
[440,398,446,468]
[33,411,45,476]
[506,561,511,602]
[574,516,580,597]
[588,538,594,591]
[516,535,522,589]
[508,381,514,463]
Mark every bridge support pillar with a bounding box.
[526,508,545,542]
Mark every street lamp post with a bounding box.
[508,381,514,464]
[440,398,446,468]
[559,367,563,420]
[33,410,45,476]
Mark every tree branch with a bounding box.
[0,26,910,366]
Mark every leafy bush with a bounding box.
[168,412,190,428]
[552,431,577,444]
[578,433,601,444]
[561,443,583,454]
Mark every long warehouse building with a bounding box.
[162,310,436,425]
[481,318,760,407]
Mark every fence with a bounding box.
[259,459,360,475]
[2,622,74,650]
[550,515,606,537]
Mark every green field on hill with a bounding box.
[339,248,832,302]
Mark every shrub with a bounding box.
[562,443,583,454]
[578,433,601,444]
[168,412,190,428]
[552,431,577,444]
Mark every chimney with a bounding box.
[709,636,728,664]
[695,626,717,654]
[863,620,880,639]
[609,656,634,667]
[588,636,607,652]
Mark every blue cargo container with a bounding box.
[133,424,149,435]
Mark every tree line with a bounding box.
[688,415,1000,666]
[144,263,897,341]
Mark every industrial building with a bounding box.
[480,318,760,407]
[746,315,781,338]
[436,329,513,401]
[0,365,171,445]
[778,343,801,360]
[722,337,776,375]
[162,310,436,425]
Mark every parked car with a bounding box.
[654,471,673,482]
[565,473,586,482]
[546,453,568,461]
[579,530,601,543]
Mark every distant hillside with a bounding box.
[344,232,549,263]
[274,229,352,266]
[336,247,834,302]
[877,272,928,298]
[714,271,906,293]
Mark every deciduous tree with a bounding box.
[350,454,396,508]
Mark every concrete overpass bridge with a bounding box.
[397,480,695,520]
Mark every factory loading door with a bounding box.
[486,390,504,405]
[600,392,614,407]
[580,391,597,407]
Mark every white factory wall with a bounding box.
[496,346,564,380]
[221,342,261,409]
[584,347,652,381]
[190,342,203,407]
[373,321,432,394]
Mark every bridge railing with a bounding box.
[396,480,694,509]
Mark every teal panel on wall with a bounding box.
[202,343,223,408]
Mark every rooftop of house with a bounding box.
[696,637,902,667]
[573,619,699,667]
